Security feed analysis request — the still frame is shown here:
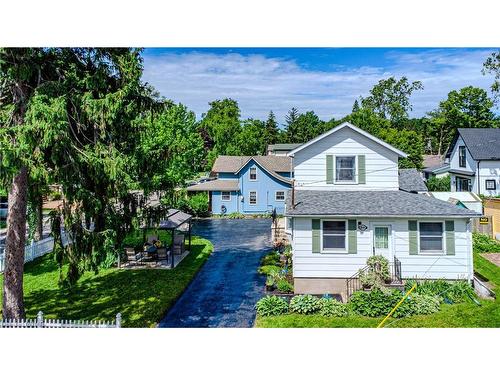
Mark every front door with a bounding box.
[372,224,392,260]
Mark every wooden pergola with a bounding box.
[141,209,192,268]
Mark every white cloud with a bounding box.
[142,49,497,124]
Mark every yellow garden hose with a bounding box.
[377,283,416,328]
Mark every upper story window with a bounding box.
[335,156,356,182]
[419,222,444,254]
[249,167,257,180]
[486,179,496,190]
[459,146,466,168]
[221,191,231,201]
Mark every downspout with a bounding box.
[477,160,480,196]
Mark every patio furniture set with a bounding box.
[125,233,186,266]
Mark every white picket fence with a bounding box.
[0,311,121,328]
[0,231,70,273]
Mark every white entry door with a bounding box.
[372,224,392,260]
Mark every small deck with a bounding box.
[121,251,189,270]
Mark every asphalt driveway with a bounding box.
[159,218,272,328]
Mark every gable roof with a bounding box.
[285,190,480,218]
[398,169,428,192]
[186,179,239,192]
[446,128,500,160]
[287,122,408,158]
[212,155,292,185]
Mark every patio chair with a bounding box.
[173,233,185,255]
[125,247,142,265]
[146,234,159,244]
[156,247,170,262]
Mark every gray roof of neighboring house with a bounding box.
[186,179,239,192]
[423,163,450,173]
[212,155,291,173]
[423,154,445,169]
[447,128,500,160]
[285,190,480,217]
[398,169,428,192]
[211,155,292,184]
[267,143,303,152]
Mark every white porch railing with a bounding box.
[0,311,121,328]
[0,231,70,273]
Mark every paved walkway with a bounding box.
[159,218,272,328]
[481,252,500,267]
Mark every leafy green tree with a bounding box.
[352,99,360,113]
[482,50,500,104]
[234,118,267,155]
[264,111,280,146]
[285,111,324,143]
[0,48,65,319]
[428,86,496,155]
[426,175,451,192]
[199,98,241,167]
[361,77,423,125]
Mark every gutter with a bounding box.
[284,213,482,218]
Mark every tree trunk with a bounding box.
[2,166,28,320]
[34,194,43,241]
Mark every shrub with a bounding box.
[289,295,321,314]
[410,294,441,315]
[426,175,451,192]
[276,279,294,293]
[473,233,500,253]
[358,255,391,290]
[261,252,280,266]
[259,265,281,275]
[405,279,475,303]
[255,295,289,316]
[318,298,348,317]
[350,289,400,317]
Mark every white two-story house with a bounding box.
[446,128,500,196]
[285,122,480,298]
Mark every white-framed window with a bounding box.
[486,179,496,190]
[249,167,257,180]
[221,191,231,201]
[249,191,257,205]
[321,220,347,253]
[419,222,444,254]
[285,217,293,234]
[275,191,285,201]
[459,146,466,168]
[335,156,356,183]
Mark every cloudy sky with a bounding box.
[142,48,498,125]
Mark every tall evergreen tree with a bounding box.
[284,107,299,142]
[264,110,279,146]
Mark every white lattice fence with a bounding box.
[0,311,121,328]
[0,231,70,273]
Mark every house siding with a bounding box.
[238,160,290,214]
[292,217,473,281]
[293,127,400,191]
[211,191,239,214]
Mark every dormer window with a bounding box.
[335,156,356,182]
[249,167,257,180]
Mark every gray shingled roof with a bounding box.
[423,154,444,169]
[452,128,500,160]
[285,190,480,217]
[186,179,239,192]
[267,143,303,152]
[212,155,291,173]
[399,169,428,192]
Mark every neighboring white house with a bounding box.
[446,128,500,196]
[285,122,480,298]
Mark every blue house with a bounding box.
[187,155,292,215]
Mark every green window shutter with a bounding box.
[312,219,321,253]
[445,220,455,255]
[348,219,357,254]
[326,155,334,184]
[358,155,366,184]
[408,220,418,255]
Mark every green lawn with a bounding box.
[256,253,500,328]
[0,236,213,327]
[0,221,5,229]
